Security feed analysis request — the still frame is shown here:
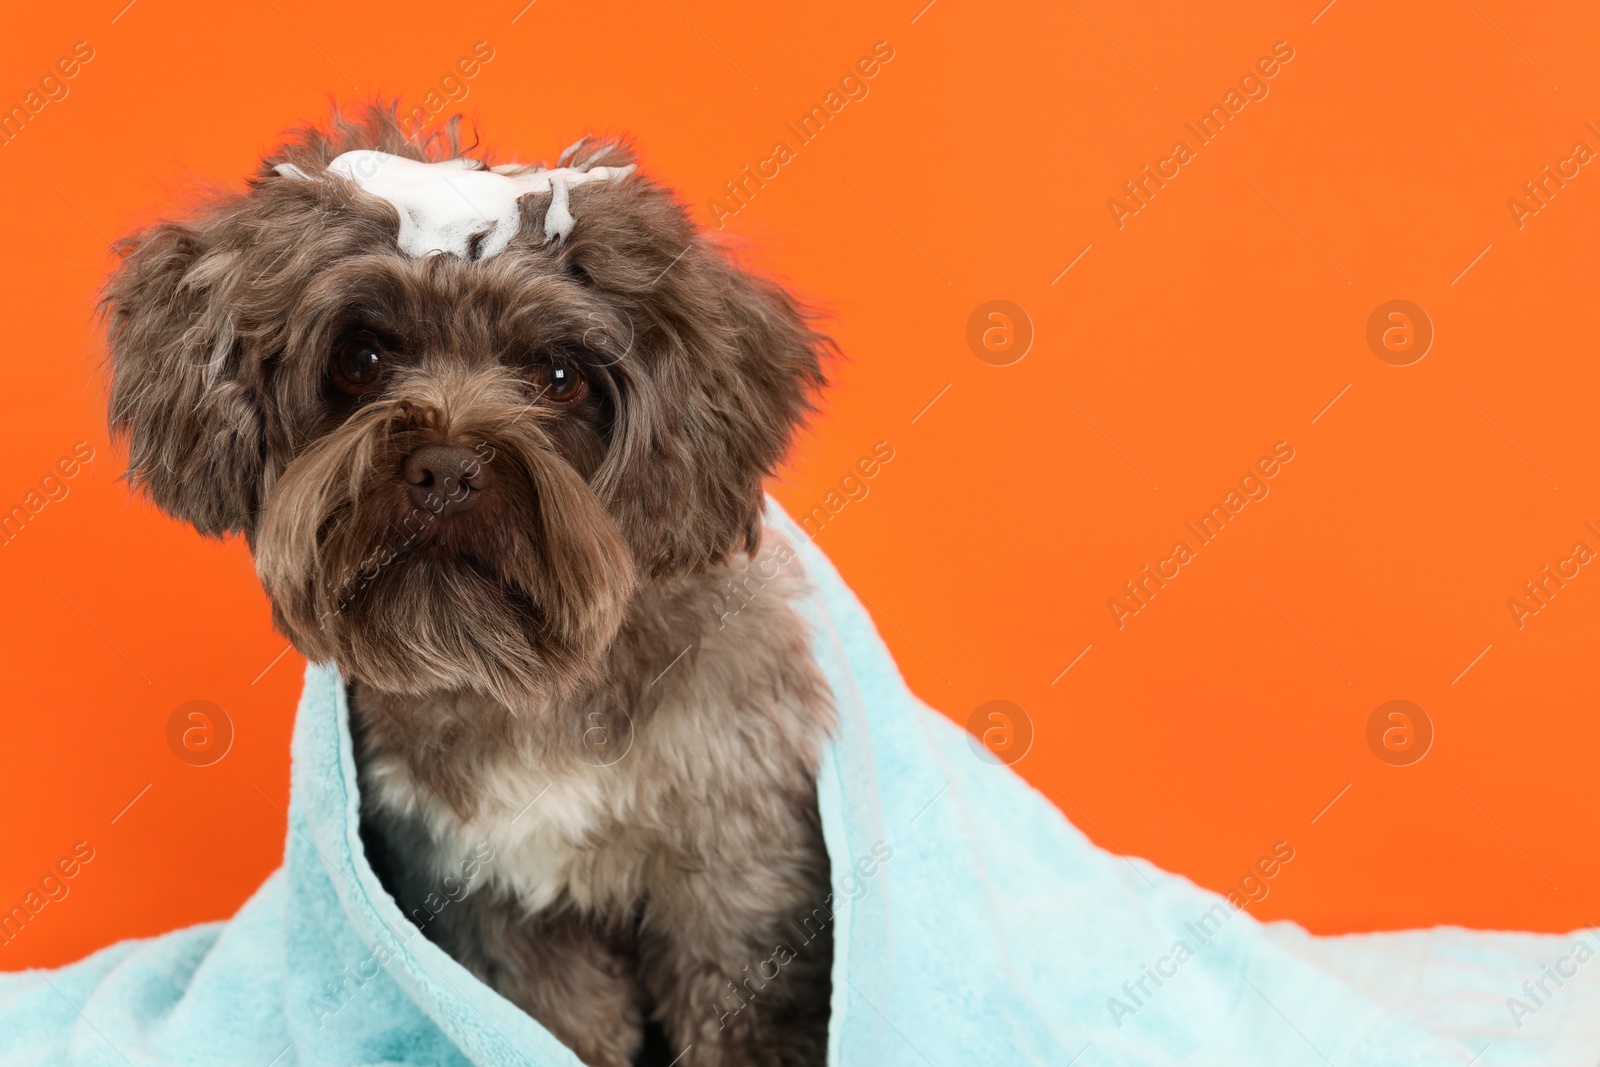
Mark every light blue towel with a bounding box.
[3,502,1597,1066]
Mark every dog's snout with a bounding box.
[404,444,492,515]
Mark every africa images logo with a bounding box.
[1107,442,1296,629]
[1105,41,1296,230]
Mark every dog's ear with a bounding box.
[553,164,830,575]
[101,200,269,538]
[103,102,469,538]
[689,256,830,558]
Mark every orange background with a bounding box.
[3,0,1599,971]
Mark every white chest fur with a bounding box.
[364,739,641,913]
[362,675,807,917]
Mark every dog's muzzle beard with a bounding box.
[254,368,636,712]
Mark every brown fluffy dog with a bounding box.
[102,104,836,1066]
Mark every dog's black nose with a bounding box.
[404,444,492,515]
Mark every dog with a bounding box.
[102,103,837,1067]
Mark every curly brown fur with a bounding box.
[102,101,835,1065]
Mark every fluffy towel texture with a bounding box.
[2,502,1597,1066]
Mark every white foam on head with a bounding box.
[273,150,634,260]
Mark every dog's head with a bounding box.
[103,104,827,711]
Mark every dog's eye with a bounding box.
[330,335,386,395]
[530,355,588,406]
